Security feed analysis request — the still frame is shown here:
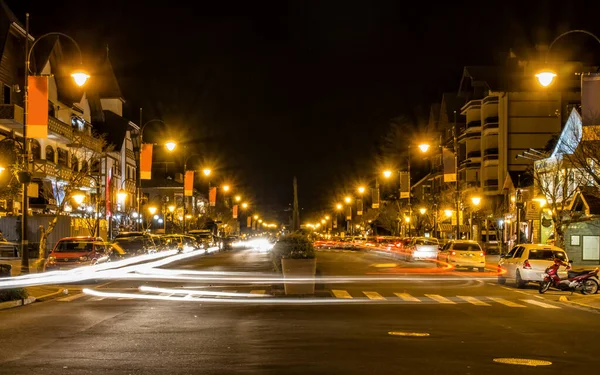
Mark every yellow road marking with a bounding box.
[57,293,86,302]
[487,297,526,308]
[373,263,398,268]
[457,296,490,306]
[332,290,353,299]
[520,299,560,309]
[493,358,552,366]
[424,294,456,304]
[250,290,266,295]
[363,291,386,300]
[388,331,430,337]
[394,293,420,302]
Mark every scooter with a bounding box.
[539,262,599,294]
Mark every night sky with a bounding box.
[7,0,600,219]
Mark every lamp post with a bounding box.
[535,30,600,87]
[19,17,89,273]
[133,116,167,232]
[470,196,481,240]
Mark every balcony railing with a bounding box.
[48,116,73,139]
[484,179,499,191]
[484,116,499,124]
[466,120,482,129]
[0,104,24,127]
[466,151,481,159]
[483,148,499,161]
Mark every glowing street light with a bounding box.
[534,195,547,208]
[325,215,330,220]
[222,185,230,192]
[336,203,343,210]
[165,141,176,151]
[253,215,259,220]
[117,189,128,202]
[344,196,352,204]
[471,196,482,206]
[321,219,326,224]
[383,170,392,179]
[404,216,411,223]
[0,166,5,174]
[242,203,248,209]
[148,206,158,215]
[357,186,365,194]
[203,169,211,176]
[419,207,427,215]
[71,70,90,87]
[72,191,85,205]
[418,143,430,153]
[235,195,241,202]
[536,71,557,87]
[444,209,453,218]
[168,205,176,213]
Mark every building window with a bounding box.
[57,148,68,167]
[30,140,41,160]
[71,155,79,172]
[582,235,600,261]
[3,84,10,104]
[45,146,55,163]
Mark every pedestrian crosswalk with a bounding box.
[327,290,562,309]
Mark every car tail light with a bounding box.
[451,251,456,255]
[523,259,532,269]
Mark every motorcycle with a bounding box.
[539,262,599,294]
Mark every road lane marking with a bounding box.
[57,293,86,302]
[373,263,398,268]
[457,296,490,306]
[493,358,552,367]
[332,290,353,299]
[520,299,560,309]
[487,297,526,308]
[250,290,266,295]
[117,297,134,300]
[394,293,420,302]
[388,331,430,337]
[424,294,456,304]
[363,291,386,300]
[216,290,236,299]
[89,297,105,301]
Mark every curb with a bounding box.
[557,295,600,312]
[34,288,67,302]
[0,296,36,311]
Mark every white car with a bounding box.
[498,244,569,288]
[403,237,439,261]
[438,240,485,272]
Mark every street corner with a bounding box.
[556,293,600,312]
[0,295,36,310]
[25,285,68,302]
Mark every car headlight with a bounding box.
[48,256,56,263]
[79,256,88,261]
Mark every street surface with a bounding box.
[1,248,599,374]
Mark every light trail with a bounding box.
[139,286,268,297]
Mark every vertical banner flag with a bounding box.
[400,172,410,199]
[356,199,363,216]
[247,216,252,228]
[140,144,153,180]
[209,187,217,207]
[27,76,49,138]
[106,169,112,218]
[582,73,600,127]
[372,186,380,209]
[443,148,457,182]
[345,205,352,221]
[184,171,194,196]
[232,205,238,219]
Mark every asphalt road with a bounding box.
[1,247,599,374]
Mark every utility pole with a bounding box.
[454,111,460,240]
[20,14,31,273]
[292,177,300,231]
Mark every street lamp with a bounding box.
[418,143,430,153]
[72,191,86,205]
[444,209,453,218]
[536,29,600,87]
[344,196,352,204]
[0,166,5,174]
[383,170,392,179]
[235,195,241,202]
[419,207,427,215]
[203,169,212,176]
[223,185,230,192]
[168,205,176,213]
[19,19,90,273]
[336,203,343,210]
[242,203,248,209]
[470,196,482,240]
[148,206,158,215]
[357,186,365,194]
[165,141,176,151]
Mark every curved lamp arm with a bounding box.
[184,152,202,166]
[140,119,166,142]
[27,32,84,74]
[546,29,600,63]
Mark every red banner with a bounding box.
[247,216,252,228]
[232,205,238,219]
[184,171,194,196]
[209,187,217,207]
[140,144,153,180]
[27,76,48,138]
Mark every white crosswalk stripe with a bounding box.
[363,291,386,300]
[332,290,353,299]
[487,297,526,308]
[394,293,420,302]
[57,293,86,302]
[520,299,561,309]
[424,294,456,304]
[457,296,490,306]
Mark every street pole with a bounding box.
[454,111,460,240]
[407,145,411,238]
[20,14,31,273]
[136,108,142,232]
[182,149,187,234]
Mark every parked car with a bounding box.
[438,240,485,272]
[111,236,159,258]
[498,244,569,288]
[402,237,439,261]
[46,237,108,270]
[188,230,214,249]
[162,234,201,253]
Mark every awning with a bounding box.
[438,224,470,233]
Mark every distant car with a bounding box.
[438,240,485,272]
[188,230,214,249]
[46,236,108,270]
[162,234,201,253]
[498,244,569,288]
[402,237,439,261]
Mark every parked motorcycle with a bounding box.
[539,261,599,294]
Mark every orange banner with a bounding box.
[140,144,153,179]
[184,171,194,196]
[247,216,252,228]
[27,76,48,138]
[232,205,238,219]
[209,187,217,207]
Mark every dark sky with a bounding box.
[7,0,600,219]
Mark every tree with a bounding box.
[532,156,589,248]
[375,202,401,235]
[37,145,106,271]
